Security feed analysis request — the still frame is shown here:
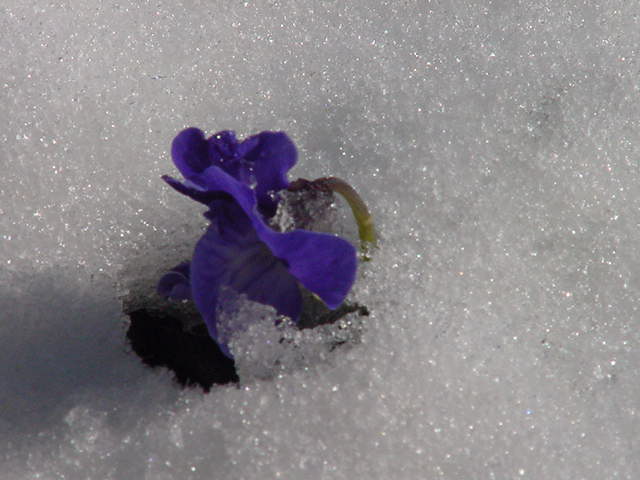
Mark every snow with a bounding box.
[3,1,640,478]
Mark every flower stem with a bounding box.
[289,177,377,254]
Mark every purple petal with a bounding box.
[191,165,260,218]
[237,135,260,158]
[244,132,297,215]
[171,128,212,178]
[162,175,226,205]
[190,232,224,354]
[190,200,302,357]
[208,130,240,158]
[225,241,302,320]
[165,166,266,233]
[205,131,245,181]
[262,230,357,309]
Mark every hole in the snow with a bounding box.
[123,284,368,391]
[126,307,238,391]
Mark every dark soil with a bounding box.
[126,308,238,392]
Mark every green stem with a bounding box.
[289,177,377,253]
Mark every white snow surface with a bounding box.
[3,1,640,478]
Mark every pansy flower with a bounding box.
[159,128,357,357]
[170,127,296,217]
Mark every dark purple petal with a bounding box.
[192,165,260,219]
[245,131,297,215]
[261,229,357,309]
[204,131,243,182]
[237,134,260,158]
[190,230,225,355]
[208,130,240,158]
[191,200,303,357]
[157,262,191,300]
[225,240,302,320]
[162,175,226,205]
[171,128,213,178]
[165,166,263,232]
[200,199,302,319]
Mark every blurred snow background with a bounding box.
[2,0,640,478]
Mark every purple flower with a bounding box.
[170,127,297,217]
[159,128,357,357]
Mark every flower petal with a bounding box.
[207,130,248,181]
[244,131,297,216]
[191,199,302,357]
[162,174,227,205]
[225,241,302,321]
[208,130,239,159]
[190,165,260,217]
[190,233,225,355]
[171,127,216,179]
[262,229,357,309]
[237,134,260,158]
